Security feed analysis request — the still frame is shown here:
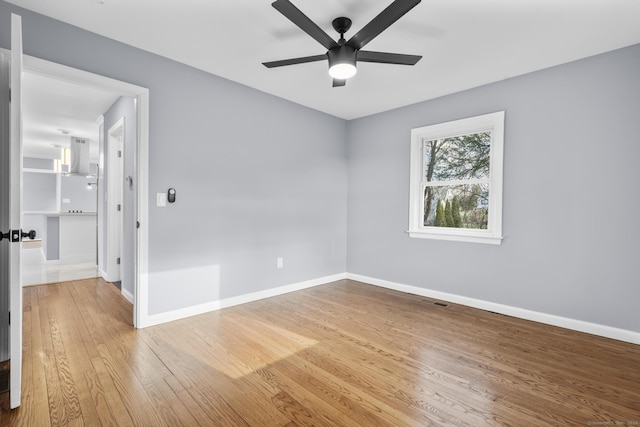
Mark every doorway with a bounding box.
[21,54,149,328]
[21,74,118,287]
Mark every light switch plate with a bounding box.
[156,192,167,207]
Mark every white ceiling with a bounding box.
[10,0,640,154]
[22,72,119,160]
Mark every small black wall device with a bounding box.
[168,188,176,203]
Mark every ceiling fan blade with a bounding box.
[272,0,339,50]
[333,79,346,87]
[347,0,421,50]
[262,54,327,68]
[357,50,422,65]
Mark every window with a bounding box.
[408,111,505,244]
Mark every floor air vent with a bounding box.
[420,299,449,308]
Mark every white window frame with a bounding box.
[408,111,505,245]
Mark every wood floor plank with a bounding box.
[139,322,265,426]
[1,278,639,426]
[47,307,83,423]
[183,321,319,427]
[82,364,121,427]
[37,287,68,426]
[24,290,52,426]
[161,375,212,426]
[95,343,169,426]
[242,295,486,425]
[88,355,134,426]
[226,312,414,426]
[52,282,105,426]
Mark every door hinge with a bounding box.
[117,257,121,265]
[117,150,122,158]
[117,204,121,211]
[136,221,140,229]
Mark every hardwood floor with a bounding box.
[1,278,638,426]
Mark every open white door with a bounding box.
[106,118,124,283]
[9,13,24,410]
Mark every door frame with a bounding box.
[21,54,149,328]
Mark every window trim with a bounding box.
[408,111,505,245]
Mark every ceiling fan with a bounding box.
[262,0,422,87]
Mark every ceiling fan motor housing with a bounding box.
[328,44,356,66]
[328,44,357,79]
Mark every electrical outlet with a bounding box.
[276,257,284,269]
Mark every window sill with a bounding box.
[407,230,503,245]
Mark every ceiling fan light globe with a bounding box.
[328,44,357,80]
[329,63,357,79]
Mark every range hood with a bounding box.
[68,136,90,175]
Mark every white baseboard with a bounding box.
[139,273,347,328]
[100,269,120,283]
[56,255,96,264]
[135,270,639,345]
[347,273,640,345]
[121,288,134,304]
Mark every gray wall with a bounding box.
[3,1,636,334]
[0,1,348,316]
[347,44,640,333]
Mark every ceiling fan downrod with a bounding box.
[332,17,352,45]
